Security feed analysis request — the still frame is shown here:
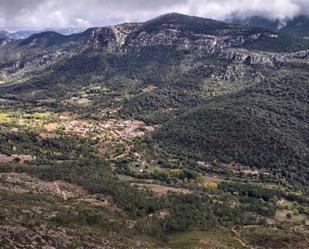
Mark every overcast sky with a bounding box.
[1,0,309,31]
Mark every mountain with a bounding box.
[50,27,86,36]
[1,13,308,85]
[0,28,86,40]
[229,15,309,38]
[0,31,10,39]
[7,30,39,39]
[0,13,308,248]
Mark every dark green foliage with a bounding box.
[138,13,233,35]
[0,130,96,160]
[218,182,280,201]
[19,32,66,48]
[51,209,103,226]
[161,194,217,232]
[155,65,309,186]
[218,182,278,216]
[284,193,309,204]
[213,203,258,225]
[243,32,309,52]
[241,197,276,216]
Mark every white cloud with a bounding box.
[185,0,301,20]
[0,0,308,30]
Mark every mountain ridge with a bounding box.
[1,12,309,85]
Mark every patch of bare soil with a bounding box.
[100,108,121,119]
[231,229,255,249]
[43,122,61,132]
[0,173,87,198]
[66,96,91,105]
[0,154,35,164]
[274,209,309,224]
[38,132,61,140]
[77,195,121,212]
[142,85,157,93]
[132,183,191,196]
[9,127,19,133]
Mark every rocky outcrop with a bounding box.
[86,23,140,52]
[0,61,25,74]
[112,23,140,48]
[220,49,309,67]
[87,27,117,52]
[125,24,264,52]
[0,38,12,48]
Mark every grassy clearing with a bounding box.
[132,183,191,196]
[275,209,309,224]
[0,112,14,125]
[0,111,57,129]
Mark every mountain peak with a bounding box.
[147,12,222,25]
[18,31,66,47]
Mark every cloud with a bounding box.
[187,0,301,20]
[0,0,308,30]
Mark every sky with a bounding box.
[1,0,309,31]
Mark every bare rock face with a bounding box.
[86,23,140,52]
[112,23,141,48]
[220,49,309,67]
[88,27,117,52]
[124,24,263,52]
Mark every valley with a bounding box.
[0,13,308,248]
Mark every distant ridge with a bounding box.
[0,28,86,40]
[228,15,309,37]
